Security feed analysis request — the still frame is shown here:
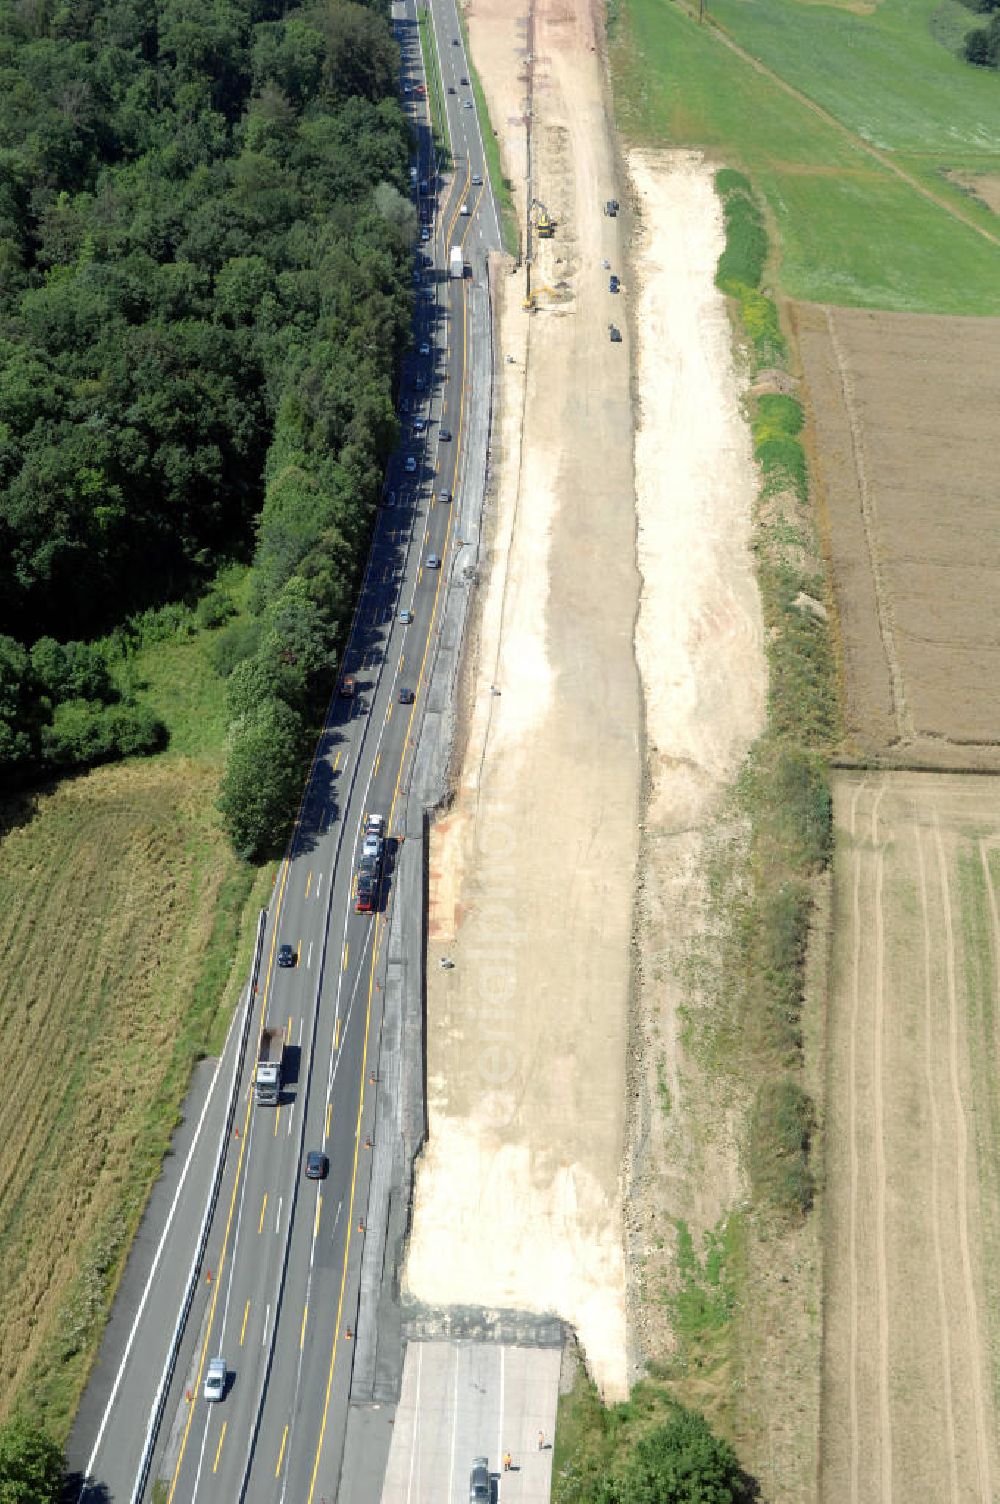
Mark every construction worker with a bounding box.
[503,1452,513,1472]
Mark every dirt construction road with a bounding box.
[823,773,1000,1503]
[404,0,640,1396]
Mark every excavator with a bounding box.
[530,198,556,238]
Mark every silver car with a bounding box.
[204,1357,226,1402]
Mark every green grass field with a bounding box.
[612,0,1000,311]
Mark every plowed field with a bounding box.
[796,305,1000,767]
[823,773,1000,1503]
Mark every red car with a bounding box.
[356,874,379,913]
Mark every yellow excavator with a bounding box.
[530,198,556,238]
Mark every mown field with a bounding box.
[0,591,271,1440]
[610,0,1000,311]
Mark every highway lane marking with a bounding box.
[258,1194,268,1235]
[307,940,313,970]
[275,1195,283,1234]
[276,1424,289,1479]
[305,871,312,899]
[334,1018,342,1050]
[166,1081,256,1504]
[332,750,342,772]
[298,1016,304,1045]
[74,981,250,1504]
[287,1101,294,1136]
[274,1105,281,1137]
[316,872,323,900]
[300,1300,309,1350]
[262,1303,270,1347]
[406,1342,424,1504]
[314,1194,322,1239]
[240,1301,250,1346]
[343,942,349,971]
[326,1101,332,1139]
[213,1421,227,1474]
[374,752,381,776]
[306,927,382,1504]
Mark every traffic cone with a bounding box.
[206,1269,212,1284]
[344,1327,353,1341]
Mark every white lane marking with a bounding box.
[298,1015,304,1046]
[189,1406,212,1503]
[497,1345,506,1481]
[447,1347,460,1504]
[406,1343,424,1504]
[316,872,323,900]
[75,987,248,1500]
[262,1303,270,1348]
[274,1196,283,1235]
[307,941,313,970]
[218,1095,260,1341]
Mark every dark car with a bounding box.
[356,873,379,913]
[358,853,381,880]
[305,1151,328,1180]
[609,274,620,293]
[448,84,456,94]
[460,76,469,85]
[277,943,296,968]
[399,686,415,704]
[439,428,452,441]
[469,1458,490,1504]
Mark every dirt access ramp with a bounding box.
[822,772,1000,1503]
[403,0,640,1397]
[796,305,1000,767]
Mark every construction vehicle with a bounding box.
[530,198,556,238]
[255,1025,286,1105]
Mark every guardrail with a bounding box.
[129,907,268,1504]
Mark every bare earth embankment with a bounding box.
[823,774,1000,1503]
[624,150,765,1359]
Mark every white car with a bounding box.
[460,203,470,216]
[471,173,482,186]
[362,832,384,863]
[204,1358,226,1402]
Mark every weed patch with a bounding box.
[749,1077,816,1218]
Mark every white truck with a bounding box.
[255,1025,286,1105]
[449,246,464,280]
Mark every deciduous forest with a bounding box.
[0,0,414,838]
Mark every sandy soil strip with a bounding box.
[624,148,765,1365]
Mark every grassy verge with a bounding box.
[611,0,1000,311]
[417,7,451,170]
[0,584,273,1439]
[458,14,520,256]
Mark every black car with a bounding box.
[609,274,620,293]
[460,75,469,85]
[399,686,415,704]
[305,1151,328,1180]
[277,943,296,968]
[358,853,381,880]
[356,873,379,913]
[439,428,452,441]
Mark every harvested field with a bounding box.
[0,759,253,1435]
[822,772,1000,1503]
[795,304,1000,765]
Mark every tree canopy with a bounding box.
[0,0,414,798]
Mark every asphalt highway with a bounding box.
[132,11,504,1504]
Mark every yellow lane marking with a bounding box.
[333,749,342,772]
[305,871,312,899]
[374,753,381,777]
[213,1422,227,1474]
[307,215,472,1504]
[274,1106,280,1138]
[326,1101,333,1140]
[258,1193,268,1234]
[306,927,381,1503]
[300,1301,309,1350]
[387,704,393,722]
[342,942,349,972]
[240,1300,250,1346]
[167,1083,256,1502]
[334,1018,342,1050]
[314,1194,323,1239]
[276,1424,289,1479]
